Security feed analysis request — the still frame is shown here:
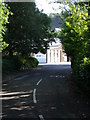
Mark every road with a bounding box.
[1,63,90,119]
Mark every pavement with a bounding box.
[1,63,90,120]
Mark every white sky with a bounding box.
[35,0,64,14]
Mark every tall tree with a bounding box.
[60,3,89,63]
[3,2,51,56]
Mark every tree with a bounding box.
[0,2,11,52]
[3,2,51,56]
[60,3,89,64]
[59,3,90,93]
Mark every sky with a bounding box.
[35,0,89,14]
[35,0,64,14]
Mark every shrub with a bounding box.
[2,55,39,72]
[11,55,23,70]
[72,57,90,94]
[2,55,23,71]
[78,58,90,93]
[26,56,39,68]
[2,58,13,71]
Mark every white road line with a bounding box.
[36,79,42,86]
[39,115,45,120]
[33,89,37,103]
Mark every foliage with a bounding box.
[60,3,90,93]
[2,55,39,72]
[2,2,51,72]
[61,4,89,59]
[2,55,23,71]
[0,2,11,52]
[3,2,51,56]
[24,56,39,68]
[73,58,90,93]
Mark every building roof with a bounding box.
[50,14,63,29]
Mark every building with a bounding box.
[34,40,67,63]
[34,52,46,63]
[47,41,67,63]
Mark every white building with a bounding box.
[34,40,67,63]
[47,41,67,63]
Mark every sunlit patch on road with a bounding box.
[50,107,56,110]
[14,75,29,80]
[2,90,35,118]
[38,115,45,120]
[0,91,33,100]
[10,105,33,111]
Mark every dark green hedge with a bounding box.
[72,57,90,94]
[2,55,39,72]
[78,59,90,93]
[2,55,23,71]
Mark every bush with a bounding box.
[25,56,39,68]
[72,57,90,94]
[2,58,13,71]
[78,58,90,93]
[2,55,39,72]
[12,55,23,70]
[2,55,23,71]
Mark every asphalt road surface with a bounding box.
[1,63,90,119]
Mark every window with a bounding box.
[36,55,41,57]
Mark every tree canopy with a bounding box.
[60,3,89,61]
[3,2,51,56]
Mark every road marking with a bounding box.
[39,115,45,120]
[33,89,37,103]
[36,79,42,86]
